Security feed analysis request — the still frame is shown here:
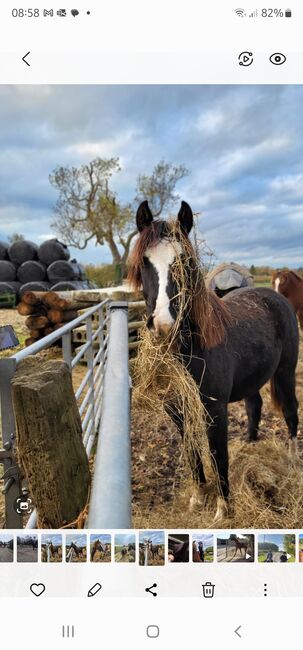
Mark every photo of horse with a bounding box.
[139,531,165,566]
[168,534,189,563]
[16,535,38,563]
[0,85,302,532]
[217,533,254,563]
[192,533,214,562]
[90,534,111,562]
[65,534,87,563]
[0,534,14,562]
[114,534,136,563]
[258,534,296,562]
[41,534,62,562]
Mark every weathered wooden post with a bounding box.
[11,356,90,528]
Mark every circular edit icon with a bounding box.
[238,51,253,66]
[269,52,286,65]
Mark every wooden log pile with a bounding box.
[17,290,93,346]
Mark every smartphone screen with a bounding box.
[0,1,302,647]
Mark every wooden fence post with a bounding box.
[11,356,90,528]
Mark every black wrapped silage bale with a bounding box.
[19,281,51,299]
[70,258,87,280]
[0,241,9,260]
[17,260,46,283]
[47,260,81,283]
[38,238,70,265]
[8,240,38,264]
[0,260,17,281]
[0,281,21,294]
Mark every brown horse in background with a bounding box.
[272,270,303,330]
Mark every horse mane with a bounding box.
[128,220,232,349]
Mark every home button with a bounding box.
[146,625,160,638]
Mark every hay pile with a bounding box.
[131,220,303,529]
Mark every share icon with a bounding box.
[145,583,158,597]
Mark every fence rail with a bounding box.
[0,299,131,529]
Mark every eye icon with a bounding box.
[270,52,286,65]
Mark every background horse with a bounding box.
[272,269,303,330]
[129,200,299,521]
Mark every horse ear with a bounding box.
[177,201,193,234]
[136,201,154,232]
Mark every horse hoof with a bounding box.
[213,496,229,523]
[288,438,299,464]
[189,486,205,511]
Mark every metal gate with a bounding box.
[0,300,131,529]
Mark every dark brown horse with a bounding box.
[272,269,303,330]
[128,200,299,521]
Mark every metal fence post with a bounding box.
[0,357,23,528]
[87,301,131,528]
[86,315,95,443]
[62,331,72,368]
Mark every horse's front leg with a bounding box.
[206,401,229,522]
[164,402,207,510]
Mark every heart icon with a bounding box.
[30,583,45,597]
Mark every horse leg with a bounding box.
[165,402,207,509]
[245,392,262,441]
[206,402,229,522]
[271,367,298,459]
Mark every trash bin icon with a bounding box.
[202,582,215,598]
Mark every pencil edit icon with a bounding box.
[87,583,102,597]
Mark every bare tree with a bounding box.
[135,160,189,217]
[50,158,135,274]
[50,157,189,277]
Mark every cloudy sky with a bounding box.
[0,84,302,267]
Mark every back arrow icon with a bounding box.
[234,625,242,638]
[22,51,30,66]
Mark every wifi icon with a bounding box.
[235,8,246,16]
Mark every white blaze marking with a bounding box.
[146,239,182,330]
[274,277,280,292]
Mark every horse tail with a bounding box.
[270,375,283,413]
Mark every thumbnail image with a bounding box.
[65,534,87,563]
[0,534,14,562]
[217,533,254,563]
[139,531,165,566]
[115,534,136,563]
[168,534,189,563]
[41,534,62,562]
[90,534,111,562]
[17,535,38,563]
[299,535,303,562]
[192,534,214,562]
[258,534,295,562]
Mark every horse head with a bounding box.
[128,200,195,338]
